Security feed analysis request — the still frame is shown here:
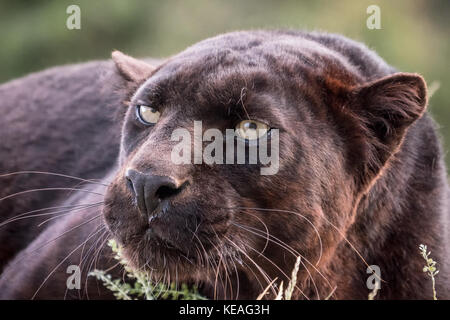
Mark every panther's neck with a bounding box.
[333,114,449,299]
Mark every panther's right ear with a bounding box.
[112,51,155,82]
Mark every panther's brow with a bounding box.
[131,81,163,106]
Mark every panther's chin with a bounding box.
[117,228,245,287]
[116,231,203,275]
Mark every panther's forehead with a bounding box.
[132,32,368,111]
[132,66,272,112]
[166,31,365,78]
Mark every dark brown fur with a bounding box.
[0,30,448,299]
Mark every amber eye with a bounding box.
[236,120,269,140]
[136,105,160,125]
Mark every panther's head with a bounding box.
[102,31,427,299]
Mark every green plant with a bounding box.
[89,239,206,300]
[257,256,302,300]
[419,244,439,300]
[367,281,380,300]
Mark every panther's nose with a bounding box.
[125,169,184,216]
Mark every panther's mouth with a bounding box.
[117,234,194,272]
[146,201,168,225]
[145,226,185,253]
[122,218,203,269]
[118,220,240,274]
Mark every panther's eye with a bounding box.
[236,120,269,140]
[136,105,160,125]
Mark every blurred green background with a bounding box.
[0,0,449,162]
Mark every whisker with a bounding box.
[0,171,110,187]
[79,225,106,275]
[241,260,266,295]
[37,203,103,227]
[235,206,379,280]
[318,213,383,282]
[223,236,277,298]
[31,224,104,299]
[209,228,234,300]
[232,221,331,292]
[234,207,323,266]
[230,257,240,300]
[92,232,111,276]
[236,220,326,300]
[242,242,309,300]
[65,225,106,300]
[73,224,103,300]
[211,238,232,300]
[198,237,223,300]
[83,229,110,299]
[0,202,103,228]
[12,212,104,266]
[0,187,105,202]
[257,277,279,300]
[245,212,270,257]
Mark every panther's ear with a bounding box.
[349,73,427,188]
[112,51,155,82]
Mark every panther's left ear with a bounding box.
[112,51,155,82]
[349,72,428,187]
